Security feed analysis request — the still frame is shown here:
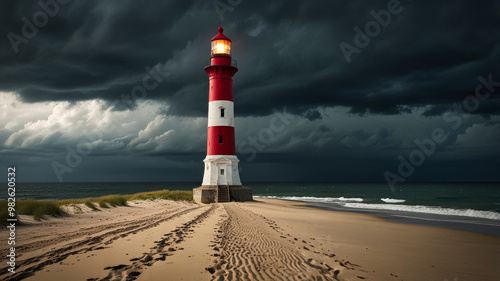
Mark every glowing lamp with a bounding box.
[211,27,231,56]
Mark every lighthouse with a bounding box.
[193,27,253,203]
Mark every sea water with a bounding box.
[252,182,500,218]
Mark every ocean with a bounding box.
[4,182,500,235]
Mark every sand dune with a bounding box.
[1,199,499,281]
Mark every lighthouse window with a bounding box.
[219,135,223,144]
[220,108,225,117]
[220,169,225,175]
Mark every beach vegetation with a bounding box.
[84,200,99,211]
[98,201,109,208]
[0,201,15,226]
[0,190,193,225]
[128,190,193,201]
[17,200,65,221]
[97,195,128,207]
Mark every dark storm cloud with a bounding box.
[1,0,500,184]
[303,109,322,121]
[1,0,499,117]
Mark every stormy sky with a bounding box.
[0,0,499,184]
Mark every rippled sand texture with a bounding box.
[209,204,343,280]
[1,198,498,281]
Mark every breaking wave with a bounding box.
[381,198,406,203]
[255,196,500,220]
[344,203,500,220]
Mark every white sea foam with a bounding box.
[254,196,500,220]
[255,196,363,203]
[381,198,406,203]
[343,203,500,220]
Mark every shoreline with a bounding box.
[302,201,500,237]
[1,198,499,281]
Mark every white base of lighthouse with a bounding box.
[201,155,242,186]
[194,154,251,203]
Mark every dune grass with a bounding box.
[0,201,13,226]
[1,190,193,226]
[16,200,66,221]
[127,190,193,201]
[85,200,99,211]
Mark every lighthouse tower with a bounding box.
[193,27,252,203]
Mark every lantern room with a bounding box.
[211,27,231,56]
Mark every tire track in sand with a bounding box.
[90,204,219,281]
[0,206,190,257]
[208,204,340,281]
[1,205,202,281]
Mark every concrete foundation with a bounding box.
[193,185,253,204]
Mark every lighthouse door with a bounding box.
[217,165,228,185]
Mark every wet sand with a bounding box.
[1,198,499,280]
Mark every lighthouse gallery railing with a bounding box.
[204,58,237,68]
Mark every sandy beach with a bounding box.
[1,198,499,281]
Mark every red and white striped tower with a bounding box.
[194,27,252,203]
